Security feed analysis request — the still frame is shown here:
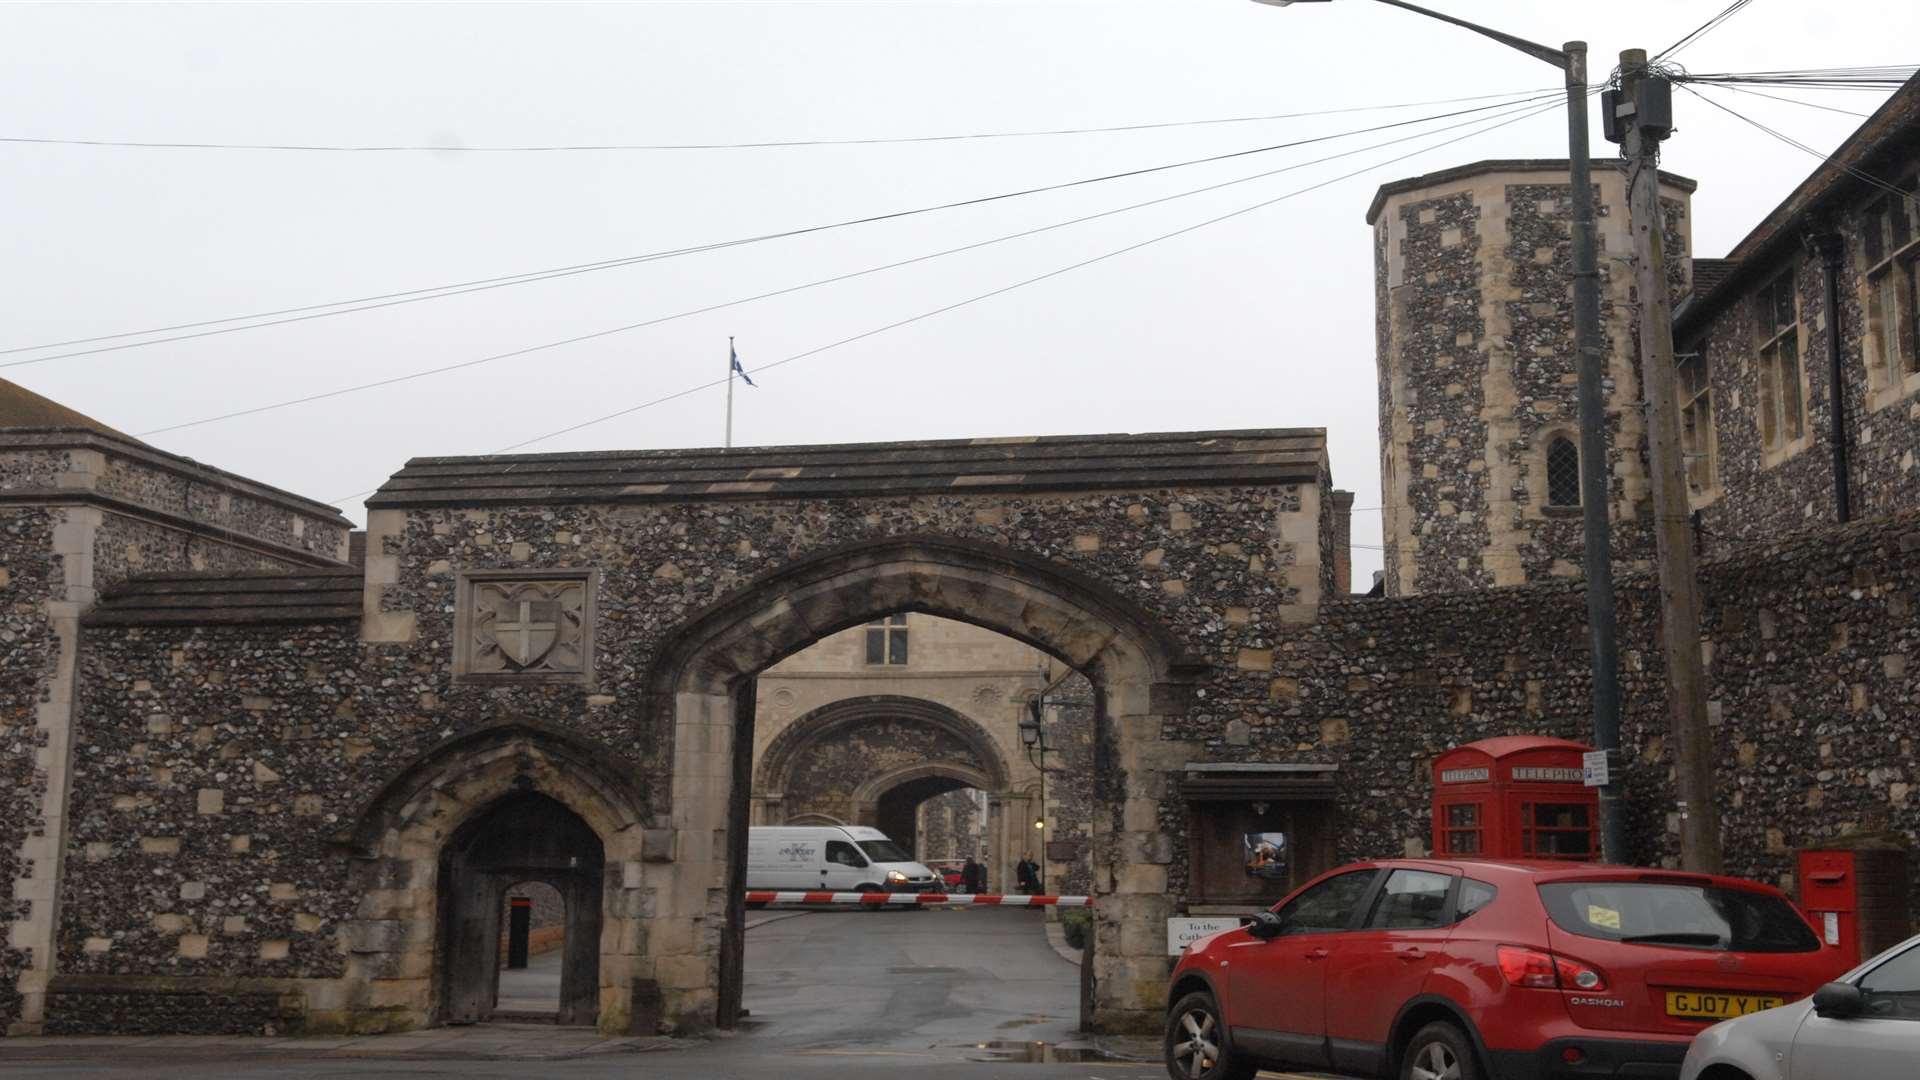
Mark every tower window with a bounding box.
[1678,348,1715,494]
[1545,437,1581,508]
[865,614,909,666]
[1754,269,1805,452]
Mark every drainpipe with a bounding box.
[1810,231,1852,523]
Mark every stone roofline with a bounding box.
[1676,70,1920,336]
[368,427,1330,509]
[1365,158,1698,225]
[1,427,354,567]
[0,427,353,526]
[393,426,1328,467]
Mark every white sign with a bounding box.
[1168,917,1241,955]
[1824,912,1840,947]
[1513,766,1585,783]
[1439,767,1490,784]
[1583,751,1610,788]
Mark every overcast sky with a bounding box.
[4,1,1913,585]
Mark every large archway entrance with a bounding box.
[648,535,1207,1035]
[752,693,1031,887]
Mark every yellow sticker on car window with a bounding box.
[1587,905,1622,929]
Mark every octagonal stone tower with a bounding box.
[1367,159,1697,597]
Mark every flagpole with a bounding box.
[725,335,735,450]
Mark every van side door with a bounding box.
[823,840,870,891]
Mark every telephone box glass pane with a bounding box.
[1526,802,1595,858]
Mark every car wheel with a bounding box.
[1164,991,1256,1080]
[1402,1021,1480,1080]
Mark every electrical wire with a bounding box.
[0,87,1558,153]
[1654,0,1756,63]
[1706,82,1872,119]
[2,91,1563,368]
[414,97,1569,476]
[319,94,1565,504]
[137,94,1568,438]
[1675,65,1917,89]
[1680,83,1912,200]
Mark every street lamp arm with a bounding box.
[1367,0,1566,68]
[1256,0,1565,69]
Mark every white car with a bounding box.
[1679,932,1920,1080]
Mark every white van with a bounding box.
[745,825,941,894]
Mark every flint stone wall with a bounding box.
[0,509,58,1027]
[781,715,985,824]
[1276,509,1920,920]
[368,486,1316,801]
[44,980,293,1036]
[58,619,364,984]
[1678,202,1920,548]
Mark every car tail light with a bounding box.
[1497,945,1608,992]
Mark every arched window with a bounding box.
[1545,437,1581,507]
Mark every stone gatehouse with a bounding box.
[5,72,1919,1045]
[6,424,1334,1037]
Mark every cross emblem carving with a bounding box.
[493,599,560,666]
[459,577,590,679]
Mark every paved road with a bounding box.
[0,907,1170,1079]
[497,949,561,1014]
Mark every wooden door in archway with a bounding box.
[439,791,605,1026]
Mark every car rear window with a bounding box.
[1539,881,1820,953]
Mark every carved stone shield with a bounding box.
[477,584,565,670]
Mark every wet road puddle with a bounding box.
[960,1040,1126,1063]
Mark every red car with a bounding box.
[925,860,966,889]
[1164,859,1847,1080]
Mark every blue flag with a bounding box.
[730,343,756,387]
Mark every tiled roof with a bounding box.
[366,428,1328,509]
[1690,258,1738,298]
[86,568,363,626]
[0,377,142,443]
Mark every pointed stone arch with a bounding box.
[755,695,1011,800]
[641,534,1207,1035]
[327,721,652,1035]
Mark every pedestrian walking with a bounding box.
[1016,852,1041,896]
[960,854,982,894]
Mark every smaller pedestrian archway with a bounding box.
[439,793,604,1026]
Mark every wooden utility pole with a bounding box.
[1617,49,1723,872]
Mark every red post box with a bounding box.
[1797,843,1912,972]
[1432,736,1599,860]
[1797,850,1860,970]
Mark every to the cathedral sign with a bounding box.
[453,569,598,685]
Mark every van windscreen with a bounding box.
[858,840,911,862]
[1538,881,1820,953]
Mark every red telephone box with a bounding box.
[1432,736,1599,860]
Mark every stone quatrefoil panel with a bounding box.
[455,572,596,683]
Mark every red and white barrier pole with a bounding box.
[744,891,1091,907]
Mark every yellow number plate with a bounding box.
[1665,991,1784,1019]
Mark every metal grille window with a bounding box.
[1545,436,1581,507]
[1678,349,1715,494]
[864,614,908,665]
[1754,269,1804,451]
[1442,802,1483,855]
[1863,181,1920,385]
